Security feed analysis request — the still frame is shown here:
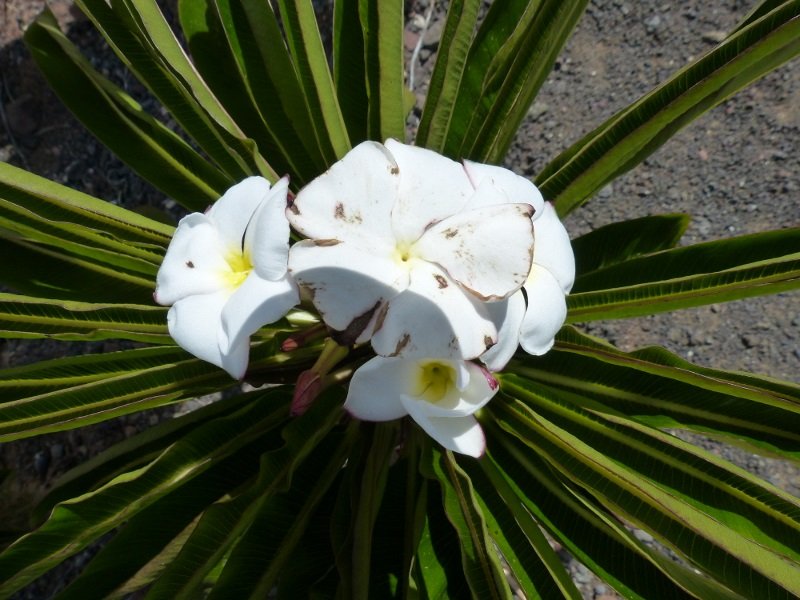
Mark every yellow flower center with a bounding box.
[222,249,253,290]
[393,241,416,267]
[413,361,457,404]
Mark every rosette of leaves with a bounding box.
[1,0,800,598]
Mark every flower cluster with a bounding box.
[155,141,574,457]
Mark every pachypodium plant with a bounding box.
[1,0,799,598]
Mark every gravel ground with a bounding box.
[1,0,799,598]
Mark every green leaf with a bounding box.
[415,0,481,151]
[333,0,368,142]
[462,458,581,600]
[0,387,293,597]
[0,293,168,344]
[24,8,229,210]
[367,431,427,599]
[0,161,172,245]
[496,379,800,597]
[358,0,405,140]
[733,0,791,33]
[55,472,218,599]
[571,214,690,277]
[446,0,589,162]
[348,422,399,599]
[414,481,472,600]
[205,424,356,599]
[512,327,800,461]
[0,350,230,442]
[420,442,511,600]
[145,390,346,600]
[35,389,260,522]
[537,0,800,216]
[181,0,335,184]
[276,0,352,160]
[75,0,276,181]
[0,335,317,441]
[484,422,741,599]
[567,228,800,321]
[0,197,163,274]
[0,161,168,303]
[0,236,157,304]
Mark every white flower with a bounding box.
[155,176,299,379]
[344,356,499,457]
[286,140,535,360]
[460,161,575,370]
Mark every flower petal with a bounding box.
[410,360,498,418]
[167,291,249,379]
[520,265,567,355]
[415,203,534,300]
[344,356,414,421]
[386,139,475,243]
[462,160,544,217]
[480,291,526,372]
[287,141,398,243]
[371,262,496,360]
[245,176,291,281]
[207,176,271,251]
[219,272,299,356]
[533,203,575,294]
[155,213,230,306]
[401,399,486,458]
[288,239,407,339]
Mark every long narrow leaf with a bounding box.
[333,0,368,142]
[0,387,292,597]
[415,0,481,151]
[448,0,588,162]
[277,0,352,160]
[420,443,511,600]
[537,0,800,215]
[0,162,172,245]
[75,0,275,181]
[571,214,690,277]
[358,0,405,140]
[0,353,230,442]
[0,294,168,344]
[206,425,356,599]
[35,389,260,521]
[0,200,161,276]
[567,228,800,320]
[484,422,741,599]
[511,327,800,461]
[496,380,800,597]
[349,422,398,599]
[462,458,581,599]
[145,391,345,600]
[0,236,157,304]
[190,0,344,183]
[24,9,228,210]
[414,482,472,599]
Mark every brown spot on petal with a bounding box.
[186,260,195,269]
[334,202,345,220]
[373,302,390,333]
[313,239,341,247]
[442,227,458,239]
[434,274,448,289]
[393,333,411,355]
[390,165,400,175]
[484,335,495,351]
